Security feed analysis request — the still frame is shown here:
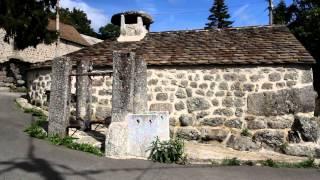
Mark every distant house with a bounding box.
[27,11,319,156]
[0,20,102,87]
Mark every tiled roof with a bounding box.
[47,19,90,47]
[31,25,315,69]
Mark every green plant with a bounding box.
[24,108,48,121]
[240,128,251,137]
[261,158,318,169]
[24,122,47,139]
[279,142,288,153]
[221,158,241,166]
[148,137,187,164]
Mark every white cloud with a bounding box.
[60,0,108,31]
[232,4,258,26]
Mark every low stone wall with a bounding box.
[27,64,320,156]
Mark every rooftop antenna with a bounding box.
[55,0,60,57]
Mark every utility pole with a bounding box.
[268,0,274,26]
[55,0,60,57]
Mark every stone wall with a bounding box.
[27,64,320,155]
[0,29,83,63]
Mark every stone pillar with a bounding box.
[48,57,72,137]
[76,59,90,129]
[105,51,136,157]
[133,56,147,113]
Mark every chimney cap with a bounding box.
[111,11,153,26]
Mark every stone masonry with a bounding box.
[27,64,319,156]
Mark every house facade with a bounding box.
[27,12,320,156]
[0,20,101,87]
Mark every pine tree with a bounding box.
[273,0,288,25]
[205,0,233,29]
[0,0,58,50]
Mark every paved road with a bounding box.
[0,91,319,180]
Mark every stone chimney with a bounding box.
[111,11,153,42]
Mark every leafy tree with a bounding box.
[50,8,97,37]
[98,24,120,40]
[0,0,58,50]
[274,0,320,90]
[273,0,289,25]
[205,0,233,29]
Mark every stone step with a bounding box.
[0,87,10,92]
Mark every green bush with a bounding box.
[148,137,187,164]
[221,158,241,166]
[24,120,103,157]
[261,158,317,168]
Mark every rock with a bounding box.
[190,82,197,88]
[187,97,211,112]
[223,73,237,81]
[17,80,25,85]
[199,83,208,89]
[276,82,286,88]
[227,135,260,151]
[286,81,297,87]
[243,84,255,92]
[284,144,320,158]
[301,70,313,84]
[235,108,244,117]
[195,89,205,96]
[196,111,210,120]
[215,91,225,97]
[247,86,316,116]
[261,83,273,90]
[148,79,158,86]
[253,130,285,151]
[210,82,216,90]
[284,73,298,81]
[234,98,244,107]
[200,128,229,142]
[179,114,194,126]
[206,90,214,97]
[149,103,173,114]
[180,80,188,88]
[218,82,228,90]
[231,82,241,91]
[224,119,242,129]
[156,93,168,101]
[213,108,233,117]
[291,114,320,142]
[287,130,301,143]
[204,75,214,81]
[186,88,193,97]
[250,74,264,82]
[95,106,112,120]
[267,116,294,129]
[269,72,281,82]
[201,117,225,127]
[222,97,234,107]
[175,88,187,99]
[234,91,245,97]
[175,101,185,111]
[211,99,219,106]
[247,119,267,130]
[176,127,200,140]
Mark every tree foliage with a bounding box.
[98,24,120,40]
[273,0,320,89]
[273,0,289,25]
[205,0,233,29]
[0,0,58,50]
[50,7,97,37]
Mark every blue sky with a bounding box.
[60,0,293,32]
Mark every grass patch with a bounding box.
[221,158,241,166]
[261,158,318,169]
[148,137,187,164]
[23,108,47,121]
[240,128,251,137]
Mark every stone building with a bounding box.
[27,12,320,156]
[0,20,101,87]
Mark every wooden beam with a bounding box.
[70,71,113,77]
